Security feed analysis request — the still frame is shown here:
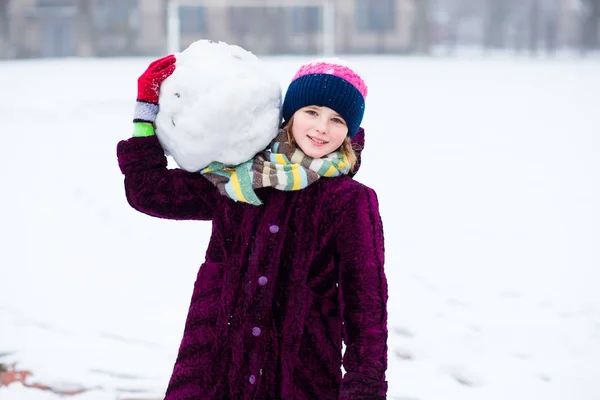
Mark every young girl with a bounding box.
[117,55,388,400]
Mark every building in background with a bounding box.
[5,0,142,57]
[1,0,598,58]
[430,0,595,55]
[2,0,416,58]
[175,0,416,55]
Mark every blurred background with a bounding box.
[1,0,599,59]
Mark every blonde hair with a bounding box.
[282,116,359,173]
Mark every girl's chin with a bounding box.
[299,141,331,157]
[299,145,326,158]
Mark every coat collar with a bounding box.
[349,127,365,178]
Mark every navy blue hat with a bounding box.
[282,61,367,138]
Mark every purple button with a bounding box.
[258,276,268,286]
[252,326,262,337]
[269,225,279,234]
[249,374,256,384]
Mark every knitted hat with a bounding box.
[282,59,367,138]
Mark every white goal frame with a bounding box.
[167,0,336,55]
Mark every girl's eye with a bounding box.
[332,117,345,124]
[305,109,318,116]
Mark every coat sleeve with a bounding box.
[116,135,220,221]
[336,186,388,400]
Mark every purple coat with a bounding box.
[116,129,388,400]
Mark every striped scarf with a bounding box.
[200,129,350,205]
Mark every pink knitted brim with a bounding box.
[292,62,368,98]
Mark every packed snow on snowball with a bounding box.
[155,40,283,172]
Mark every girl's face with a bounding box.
[290,106,349,158]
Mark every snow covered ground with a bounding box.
[1,53,599,400]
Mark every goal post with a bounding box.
[166,0,336,55]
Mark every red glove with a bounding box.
[133,54,176,124]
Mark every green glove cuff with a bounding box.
[133,122,155,137]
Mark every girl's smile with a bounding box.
[307,135,328,145]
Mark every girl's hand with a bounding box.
[133,54,176,124]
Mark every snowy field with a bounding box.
[1,53,599,399]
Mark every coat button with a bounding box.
[258,276,268,286]
[252,326,262,337]
[249,374,256,384]
[269,224,279,234]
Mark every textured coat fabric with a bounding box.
[116,128,388,400]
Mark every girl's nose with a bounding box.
[315,117,328,134]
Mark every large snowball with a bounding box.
[155,40,282,172]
